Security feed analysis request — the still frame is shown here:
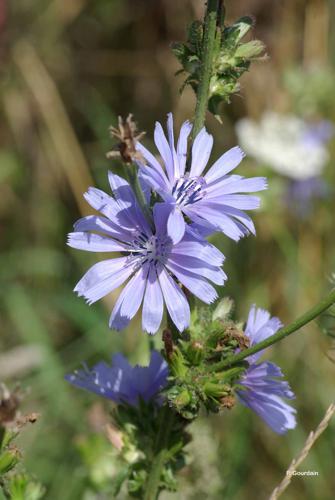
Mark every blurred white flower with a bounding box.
[236,112,332,180]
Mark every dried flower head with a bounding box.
[107,114,146,164]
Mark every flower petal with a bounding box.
[167,205,186,244]
[73,215,132,241]
[177,120,192,175]
[136,142,170,186]
[84,187,132,228]
[206,176,267,196]
[168,253,226,285]
[67,232,129,252]
[153,202,173,236]
[142,266,164,334]
[138,166,174,202]
[167,113,180,178]
[166,261,218,304]
[184,204,246,241]
[190,127,213,177]
[154,121,175,184]
[204,194,261,210]
[74,258,134,305]
[109,265,149,330]
[205,146,245,183]
[245,305,282,361]
[65,361,122,400]
[158,266,190,332]
[108,172,151,235]
[173,232,225,266]
[237,361,296,434]
[238,390,296,434]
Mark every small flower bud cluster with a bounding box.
[165,300,249,419]
[0,385,44,498]
[172,16,266,117]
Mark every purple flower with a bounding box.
[65,351,168,407]
[237,306,296,434]
[301,120,334,147]
[67,172,226,334]
[136,113,267,244]
[285,176,329,218]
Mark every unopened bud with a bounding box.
[212,297,234,322]
[235,40,265,59]
[174,389,191,410]
[0,447,20,474]
[170,348,188,379]
[228,16,254,43]
[203,382,228,399]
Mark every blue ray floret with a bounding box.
[67,171,226,334]
[136,113,267,244]
[237,305,297,434]
[65,351,169,407]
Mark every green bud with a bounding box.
[218,366,246,384]
[9,474,45,500]
[1,429,18,449]
[225,16,254,44]
[174,389,191,410]
[235,40,265,59]
[184,341,204,366]
[0,447,20,474]
[203,382,228,399]
[212,297,234,322]
[170,348,188,379]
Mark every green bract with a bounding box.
[166,301,249,420]
[172,16,266,118]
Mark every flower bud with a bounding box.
[235,40,265,59]
[174,389,192,411]
[9,474,45,500]
[0,447,20,474]
[203,382,229,399]
[170,348,188,379]
[225,16,254,44]
[212,297,234,322]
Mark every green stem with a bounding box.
[144,406,175,500]
[211,288,335,371]
[192,0,220,139]
[0,428,4,450]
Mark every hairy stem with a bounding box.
[192,0,220,139]
[211,289,335,371]
[144,406,175,500]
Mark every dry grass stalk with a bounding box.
[269,403,335,500]
[12,40,94,215]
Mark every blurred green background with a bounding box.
[1,0,335,498]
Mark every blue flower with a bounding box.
[136,113,267,244]
[236,306,296,434]
[65,351,169,407]
[286,176,329,218]
[67,172,226,334]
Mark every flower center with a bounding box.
[172,176,206,207]
[129,232,171,267]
